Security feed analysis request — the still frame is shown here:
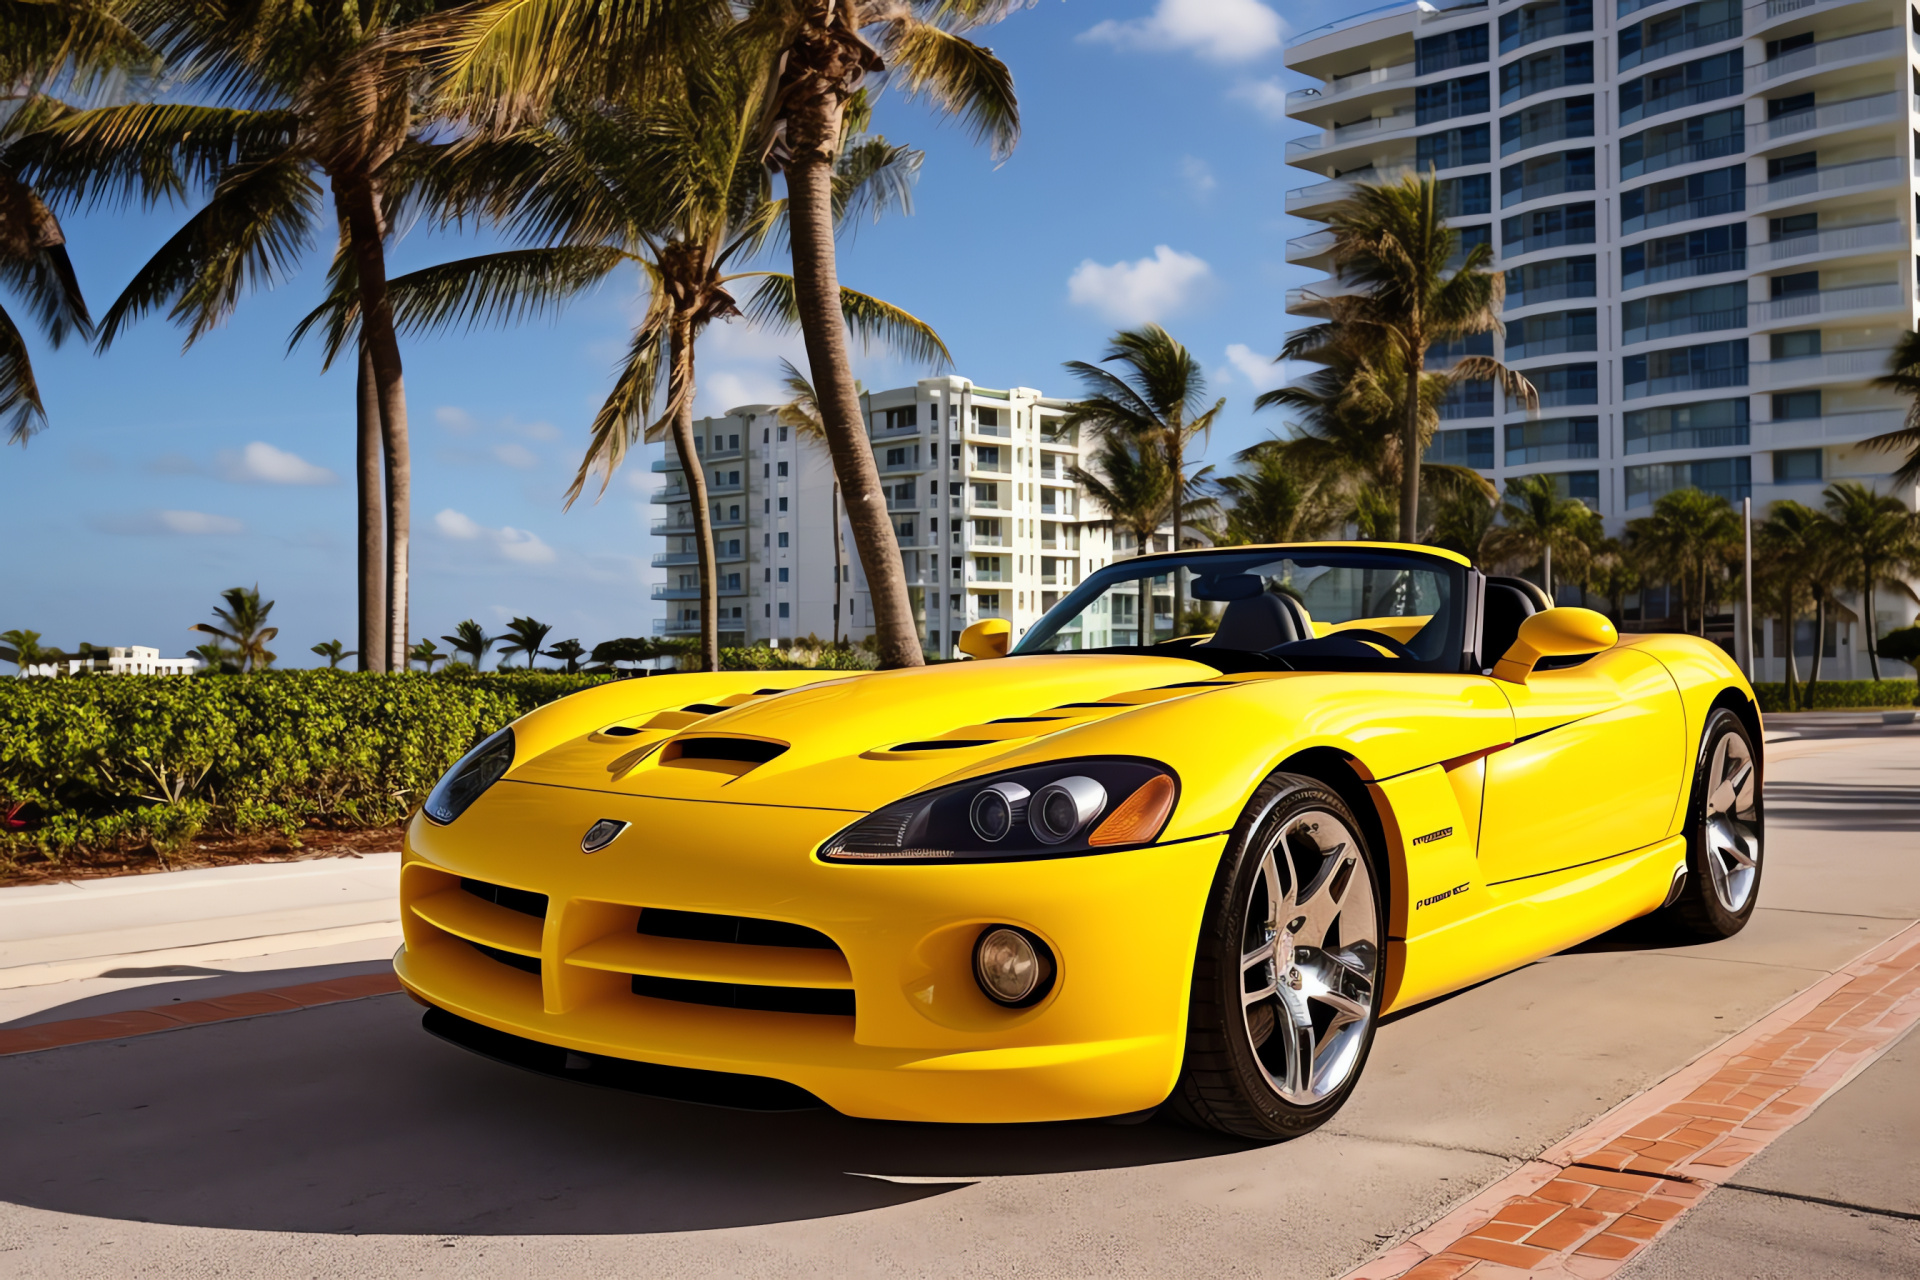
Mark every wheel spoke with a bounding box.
[1293,848,1352,944]
[1277,985,1315,1098]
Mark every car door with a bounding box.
[1476,644,1688,888]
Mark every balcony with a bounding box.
[1285,111,1419,165]
[1749,347,1888,388]
[967,457,1013,476]
[1753,155,1903,209]
[651,486,688,505]
[1286,168,1410,216]
[649,457,683,473]
[1757,281,1904,326]
[1748,92,1900,149]
[1619,17,1740,73]
[1622,306,1746,346]
[1619,72,1742,128]
[1764,220,1905,263]
[649,519,694,536]
[1506,279,1598,309]
[652,551,700,567]
[1286,61,1417,116]
[965,421,1010,439]
[1503,10,1592,56]
[1757,26,1897,84]
[1286,229,1337,266]
[878,456,922,474]
[1502,171,1595,208]
[1623,249,1746,291]
[1755,405,1905,447]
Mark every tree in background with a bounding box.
[1069,431,1175,562]
[18,2,468,674]
[498,616,553,669]
[1822,481,1920,681]
[1482,474,1599,597]
[1585,537,1642,628]
[190,586,277,672]
[433,0,1027,670]
[1426,488,1498,563]
[442,620,494,671]
[310,639,355,669]
[1313,172,1525,539]
[1626,488,1741,636]
[544,638,586,673]
[0,628,61,671]
[408,637,446,672]
[1064,326,1223,626]
[1212,443,1345,546]
[1754,500,1833,709]
[1866,329,1920,485]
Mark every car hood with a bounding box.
[505,652,1235,813]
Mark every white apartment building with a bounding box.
[1282,0,1920,679]
[653,378,1127,657]
[18,646,202,678]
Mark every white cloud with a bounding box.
[1181,155,1218,199]
[215,441,337,486]
[1226,343,1288,393]
[436,406,477,433]
[1229,77,1290,121]
[94,509,246,536]
[512,419,560,442]
[492,442,540,470]
[1082,0,1285,63]
[1067,245,1214,325]
[434,507,556,564]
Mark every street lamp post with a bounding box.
[1742,496,1754,680]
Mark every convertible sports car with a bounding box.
[396,542,1763,1139]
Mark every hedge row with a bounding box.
[1751,679,1920,713]
[0,672,608,859]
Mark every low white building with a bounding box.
[19,646,202,678]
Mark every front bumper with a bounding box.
[398,780,1226,1123]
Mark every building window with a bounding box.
[778,602,791,619]
[1417,123,1491,170]
[1625,398,1749,453]
[776,461,789,477]
[1772,391,1820,421]
[1625,455,1751,506]
[778,567,790,582]
[726,539,740,556]
[777,532,789,548]
[1426,426,1496,469]
[778,497,788,512]
[882,404,918,430]
[1415,73,1490,125]
[1505,417,1599,465]
[1438,174,1493,217]
[1417,26,1488,75]
[1774,449,1823,483]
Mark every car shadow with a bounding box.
[0,959,396,1029]
[0,993,1251,1236]
[1763,780,1920,833]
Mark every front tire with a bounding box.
[1172,773,1385,1141]
[1659,705,1764,941]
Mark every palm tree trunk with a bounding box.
[666,315,719,672]
[1809,594,1826,688]
[1864,569,1881,680]
[1170,432,1185,630]
[1544,543,1553,599]
[337,177,409,672]
[355,342,387,673]
[1399,352,1422,541]
[1783,593,1802,710]
[832,480,844,646]
[784,90,921,668]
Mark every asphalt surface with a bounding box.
[0,711,1914,1277]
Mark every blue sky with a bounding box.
[6,0,1349,665]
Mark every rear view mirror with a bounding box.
[959,618,1011,660]
[1493,607,1617,684]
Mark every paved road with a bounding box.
[0,714,1914,1277]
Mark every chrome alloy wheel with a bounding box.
[1239,809,1379,1106]
[1701,730,1761,913]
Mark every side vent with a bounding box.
[888,739,993,752]
[659,736,788,777]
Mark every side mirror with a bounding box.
[1492,607,1617,684]
[958,618,1011,660]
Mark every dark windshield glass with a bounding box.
[1014,548,1467,672]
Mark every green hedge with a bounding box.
[0,672,608,859]
[1752,679,1920,713]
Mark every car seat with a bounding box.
[1204,592,1311,651]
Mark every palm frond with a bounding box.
[95,150,322,350]
[879,17,1020,161]
[0,172,91,346]
[19,103,299,211]
[832,133,921,230]
[739,273,952,368]
[564,296,670,509]
[0,299,50,445]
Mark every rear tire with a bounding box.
[1171,773,1385,1141]
[1658,705,1763,941]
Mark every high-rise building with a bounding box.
[653,378,1128,655]
[1282,0,1920,678]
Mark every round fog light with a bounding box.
[972,926,1056,1008]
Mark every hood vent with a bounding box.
[889,739,993,752]
[659,736,788,778]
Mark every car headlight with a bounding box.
[819,758,1178,863]
[423,728,515,825]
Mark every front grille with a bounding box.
[470,940,542,975]
[637,908,837,950]
[632,974,854,1016]
[461,877,548,918]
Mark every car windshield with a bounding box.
[1013,547,1466,673]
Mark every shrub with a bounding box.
[1751,679,1920,713]
[0,672,606,860]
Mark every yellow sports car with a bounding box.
[396,542,1762,1139]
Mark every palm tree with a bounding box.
[310,639,355,669]
[297,85,941,674]
[1213,442,1345,546]
[1585,537,1642,628]
[0,628,61,671]
[1070,432,1175,560]
[0,0,146,444]
[1310,171,1528,538]
[1822,481,1920,681]
[191,585,277,672]
[408,637,447,672]
[18,3,464,674]
[498,615,553,669]
[1063,326,1224,625]
[1626,488,1741,635]
[544,637,586,672]
[442,619,494,670]
[433,0,1025,670]
[1426,488,1497,562]
[1482,474,1598,599]
[1866,329,1920,484]
[775,358,849,644]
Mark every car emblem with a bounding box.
[581,819,629,853]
